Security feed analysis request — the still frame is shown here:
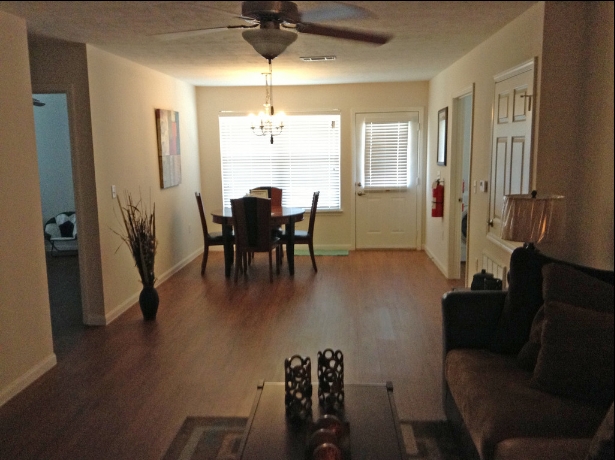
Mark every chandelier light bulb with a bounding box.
[250,60,285,144]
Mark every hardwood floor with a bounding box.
[0,250,463,459]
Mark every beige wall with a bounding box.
[539,1,614,268]
[425,2,545,279]
[577,1,614,269]
[86,46,203,321]
[0,11,56,406]
[196,82,429,249]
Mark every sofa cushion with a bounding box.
[587,403,614,460]
[488,247,550,354]
[489,247,614,356]
[445,349,607,460]
[530,301,614,408]
[517,264,615,371]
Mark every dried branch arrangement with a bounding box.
[115,192,157,287]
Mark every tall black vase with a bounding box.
[139,285,159,321]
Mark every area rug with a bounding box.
[294,249,349,256]
[163,417,464,460]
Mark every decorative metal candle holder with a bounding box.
[317,349,344,412]
[284,355,313,423]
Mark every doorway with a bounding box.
[354,111,420,249]
[33,93,85,357]
[449,88,474,283]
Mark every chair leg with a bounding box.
[268,250,274,282]
[276,246,281,275]
[201,244,209,276]
[234,250,242,282]
[242,252,247,274]
[308,240,317,272]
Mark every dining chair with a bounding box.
[250,186,282,207]
[231,196,282,282]
[281,191,320,272]
[248,186,283,263]
[195,192,227,275]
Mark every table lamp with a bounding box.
[501,190,565,251]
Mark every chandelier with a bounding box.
[250,60,285,144]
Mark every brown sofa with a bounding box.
[442,247,614,460]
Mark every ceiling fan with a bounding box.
[153,1,392,61]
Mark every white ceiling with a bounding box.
[0,1,537,86]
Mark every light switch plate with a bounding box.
[479,180,488,192]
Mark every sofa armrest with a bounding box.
[442,290,507,352]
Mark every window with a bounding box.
[363,120,409,189]
[219,113,341,210]
[356,113,413,191]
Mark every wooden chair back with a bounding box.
[307,191,320,236]
[195,192,210,238]
[251,186,282,207]
[231,197,274,252]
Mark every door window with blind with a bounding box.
[356,113,413,192]
[219,113,340,210]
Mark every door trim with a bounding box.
[448,85,475,283]
[33,83,105,326]
[494,58,535,83]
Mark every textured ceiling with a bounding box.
[0,1,537,86]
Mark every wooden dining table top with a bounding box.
[211,206,306,277]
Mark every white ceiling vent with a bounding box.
[300,56,337,62]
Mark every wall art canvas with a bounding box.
[155,109,181,188]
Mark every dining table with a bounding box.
[211,206,305,277]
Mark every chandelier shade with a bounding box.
[501,191,565,246]
[242,28,297,61]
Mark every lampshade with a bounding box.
[242,28,297,61]
[501,192,565,245]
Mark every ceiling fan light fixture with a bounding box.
[242,28,297,60]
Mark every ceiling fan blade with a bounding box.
[300,2,371,23]
[152,24,256,41]
[296,23,391,45]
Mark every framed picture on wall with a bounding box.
[155,109,181,189]
[437,107,448,166]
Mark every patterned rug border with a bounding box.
[164,416,463,460]
[162,417,247,460]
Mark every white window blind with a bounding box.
[363,120,410,189]
[219,113,340,210]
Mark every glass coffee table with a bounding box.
[238,380,406,459]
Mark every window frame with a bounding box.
[218,111,341,210]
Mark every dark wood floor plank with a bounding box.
[0,250,463,459]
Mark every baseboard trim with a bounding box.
[0,353,57,408]
[424,246,448,278]
[104,249,202,325]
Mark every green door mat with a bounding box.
[294,249,348,256]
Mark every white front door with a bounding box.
[489,60,535,240]
[355,111,419,249]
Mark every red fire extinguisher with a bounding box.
[432,179,444,217]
